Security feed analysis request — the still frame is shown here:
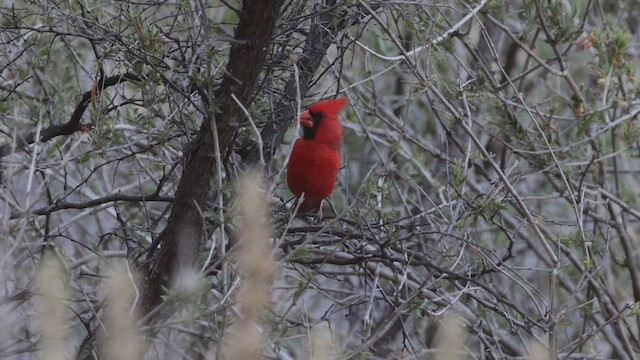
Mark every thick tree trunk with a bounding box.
[141,0,284,317]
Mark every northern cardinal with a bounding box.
[287,98,349,214]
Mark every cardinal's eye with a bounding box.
[308,109,324,123]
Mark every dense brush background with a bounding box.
[1,0,640,359]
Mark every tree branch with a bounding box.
[0,72,141,158]
[9,193,173,220]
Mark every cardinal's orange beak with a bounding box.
[299,110,314,128]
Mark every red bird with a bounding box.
[287,98,349,214]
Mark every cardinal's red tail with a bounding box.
[294,197,323,214]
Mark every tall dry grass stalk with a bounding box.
[223,170,275,360]
[103,265,142,360]
[433,314,465,360]
[310,322,334,360]
[527,341,550,359]
[36,250,69,360]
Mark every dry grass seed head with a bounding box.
[103,265,142,360]
[36,251,69,360]
[224,170,275,360]
[433,314,466,360]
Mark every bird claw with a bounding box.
[311,206,323,224]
